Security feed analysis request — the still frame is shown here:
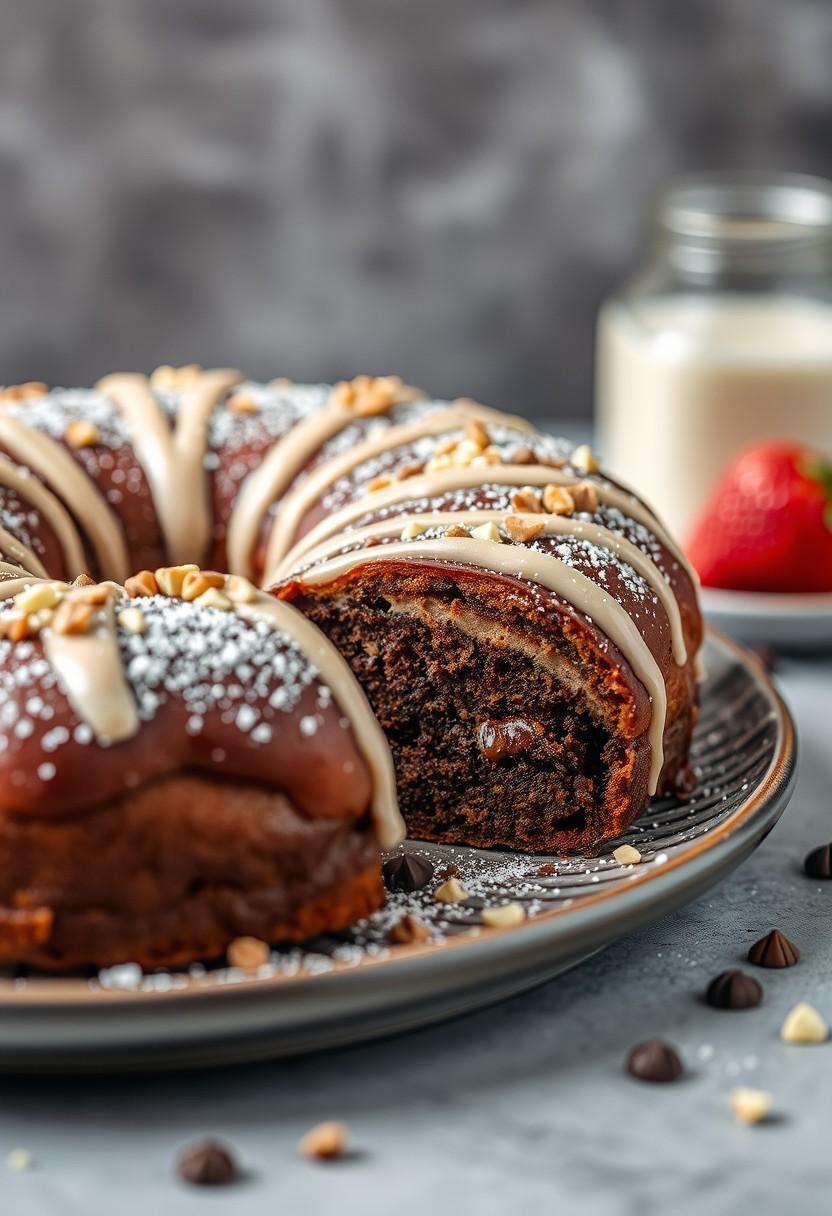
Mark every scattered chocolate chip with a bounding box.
[625,1040,683,1083]
[390,914,431,945]
[748,929,800,969]
[705,969,763,1010]
[382,853,435,893]
[177,1139,239,1187]
[803,844,832,879]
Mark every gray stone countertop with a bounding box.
[0,653,827,1215]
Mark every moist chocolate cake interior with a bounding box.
[295,567,632,852]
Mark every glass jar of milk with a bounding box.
[596,172,832,539]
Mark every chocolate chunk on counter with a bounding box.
[176,1139,239,1187]
[748,929,800,969]
[705,969,763,1010]
[625,1040,683,1083]
[804,844,832,879]
[383,854,435,893]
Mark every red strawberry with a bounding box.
[686,442,832,593]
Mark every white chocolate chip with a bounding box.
[224,575,257,604]
[433,877,470,904]
[481,902,526,928]
[193,588,233,612]
[780,1002,828,1044]
[469,521,503,544]
[118,607,146,635]
[6,1149,32,1172]
[401,521,428,541]
[613,844,642,866]
[570,443,600,474]
[729,1087,773,1125]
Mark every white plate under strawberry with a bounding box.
[687,440,832,649]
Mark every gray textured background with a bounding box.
[0,0,830,415]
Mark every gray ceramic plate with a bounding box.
[0,628,796,1073]
[702,586,832,650]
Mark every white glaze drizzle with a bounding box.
[0,452,88,579]
[0,412,129,581]
[274,463,694,587]
[287,509,687,665]
[289,538,668,794]
[263,402,537,574]
[97,369,241,565]
[225,390,425,582]
[44,598,140,745]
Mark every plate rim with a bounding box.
[0,626,796,1010]
[701,585,832,619]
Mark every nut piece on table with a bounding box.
[298,1121,348,1161]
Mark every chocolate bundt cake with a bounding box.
[0,368,701,966]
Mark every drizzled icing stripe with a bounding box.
[290,538,668,794]
[286,509,687,665]
[273,463,694,587]
[97,369,241,565]
[0,453,87,579]
[263,403,537,575]
[0,412,129,581]
[226,385,424,582]
[237,593,404,847]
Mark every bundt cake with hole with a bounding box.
[0,368,701,967]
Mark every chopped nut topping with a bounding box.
[225,575,257,604]
[125,570,158,599]
[570,444,600,474]
[613,844,642,866]
[52,598,95,636]
[542,484,575,515]
[780,1002,828,1044]
[298,1121,348,1161]
[433,877,470,903]
[149,364,203,394]
[401,521,428,541]
[511,444,537,465]
[64,420,100,449]
[464,418,490,449]
[118,607,146,635]
[0,614,29,642]
[395,461,424,481]
[510,489,543,514]
[366,475,392,493]
[154,565,199,597]
[434,437,457,457]
[0,382,48,403]
[228,393,258,414]
[332,374,403,417]
[443,524,470,538]
[730,1087,773,1125]
[193,588,233,612]
[181,570,226,602]
[15,583,61,615]
[72,574,96,588]
[390,914,431,945]
[69,582,117,606]
[424,452,453,473]
[570,481,600,514]
[469,521,503,544]
[481,902,526,928]
[227,936,270,970]
[503,515,546,543]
